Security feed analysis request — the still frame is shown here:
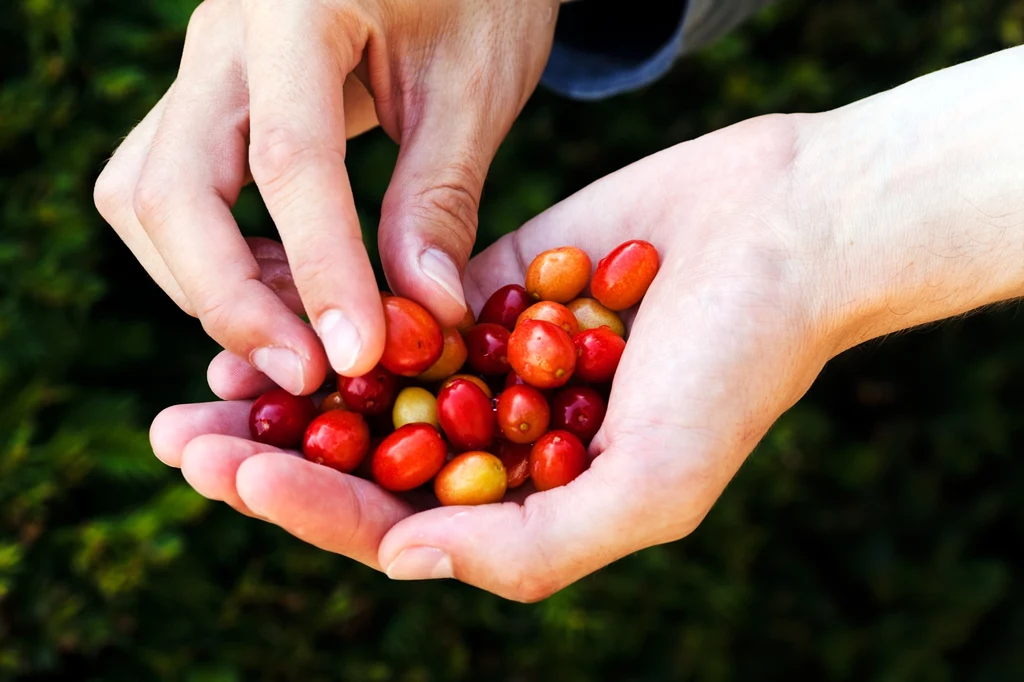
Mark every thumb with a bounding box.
[377,110,494,327]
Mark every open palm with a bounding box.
[151,115,836,600]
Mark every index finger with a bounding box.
[243,2,385,378]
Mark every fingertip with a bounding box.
[315,304,386,378]
[208,350,277,400]
[150,406,187,467]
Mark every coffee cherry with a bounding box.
[566,297,625,337]
[573,328,626,384]
[318,391,348,414]
[381,296,444,376]
[516,301,580,336]
[456,306,477,333]
[371,423,447,491]
[591,240,659,311]
[479,284,531,331]
[464,323,511,375]
[392,386,439,430]
[249,389,318,448]
[496,385,551,444]
[302,410,371,473]
[495,440,532,489]
[440,373,493,398]
[434,451,507,506]
[525,246,592,303]
[416,327,468,382]
[437,378,496,451]
[508,319,576,389]
[550,386,606,445]
[337,363,398,416]
[530,430,587,491]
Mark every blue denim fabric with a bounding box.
[540,1,690,101]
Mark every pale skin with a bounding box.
[93,0,565,395]
[135,44,1024,600]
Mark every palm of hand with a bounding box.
[151,116,834,600]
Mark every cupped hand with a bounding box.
[94,0,561,396]
[152,113,844,593]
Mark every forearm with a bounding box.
[794,45,1024,352]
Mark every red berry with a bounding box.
[550,386,606,445]
[318,391,348,414]
[530,430,588,491]
[371,423,447,492]
[464,323,511,375]
[496,440,532,489]
[437,378,496,451]
[590,240,660,311]
[507,319,576,389]
[337,363,398,416]
[249,389,318,448]
[302,410,371,473]
[381,296,444,376]
[573,328,626,384]
[516,301,580,336]
[478,284,532,331]
[496,385,551,444]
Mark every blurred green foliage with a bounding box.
[3,0,1024,679]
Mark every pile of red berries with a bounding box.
[248,240,659,505]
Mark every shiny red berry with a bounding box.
[572,327,626,384]
[507,319,576,389]
[464,323,511,375]
[437,378,496,451]
[496,385,551,444]
[337,363,399,416]
[496,439,532,489]
[550,386,606,445]
[249,389,318,448]
[302,410,371,473]
[371,423,447,492]
[478,284,532,331]
[530,430,588,491]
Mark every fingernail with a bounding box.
[385,547,453,581]
[318,309,363,374]
[419,248,466,310]
[250,347,305,395]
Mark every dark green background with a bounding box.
[3,1,1024,679]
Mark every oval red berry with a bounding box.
[302,410,371,473]
[337,363,398,416]
[590,240,660,311]
[464,323,511,375]
[371,423,447,492]
[507,319,576,389]
[437,378,497,451]
[479,284,532,331]
[573,327,625,384]
[496,385,551,444]
[550,386,607,445]
[380,296,444,376]
[530,430,588,491]
[249,389,318,448]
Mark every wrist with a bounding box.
[793,46,1024,355]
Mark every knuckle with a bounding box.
[194,292,235,337]
[402,164,483,260]
[249,124,342,192]
[93,161,130,224]
[186,0,221,35]
[287,242,356,292]
[132,172,174,227]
